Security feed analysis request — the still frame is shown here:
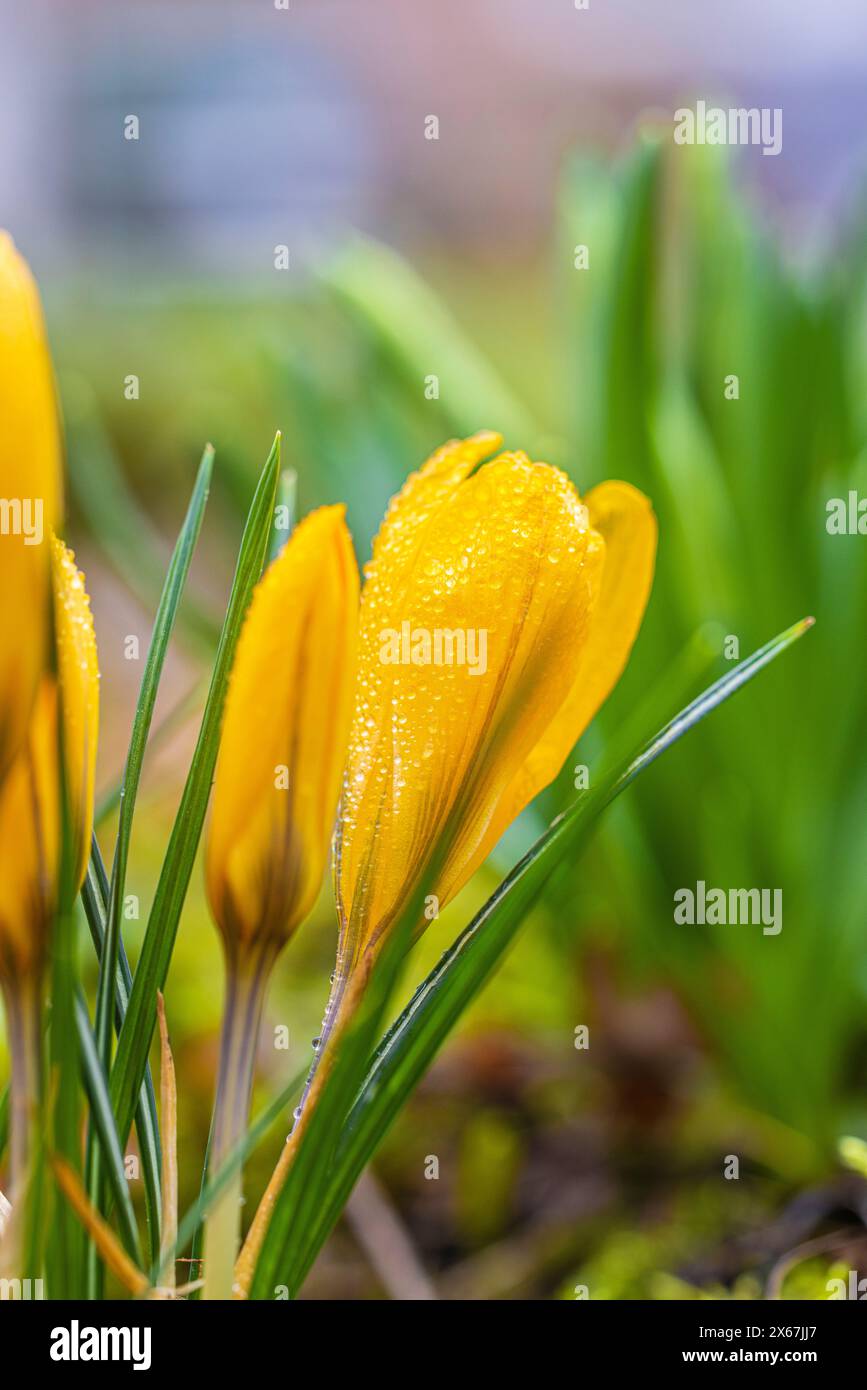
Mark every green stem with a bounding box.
[202,943,275,1299]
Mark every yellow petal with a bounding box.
[466,479,657,867]
[558,479,657,743]
[52,537,100,894]
[0,234,62,782]
[206,506,359,959]
[0,680,59,984]
[335,441,608,980]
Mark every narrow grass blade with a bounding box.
[85,448,212,1293]
[81,841,162,1264]
[51,1155,149,1298]
[279,618,816,1294]
[47,762,83,1296]
[94,445,213,1075]
[110,435,281,1151]
[75,990,141,1264]
[48,929,81,1294]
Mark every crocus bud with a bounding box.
[334,432,656,991]
[206,504,359,966]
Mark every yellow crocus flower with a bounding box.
[334,431,656,992]
[0,234,62,784]
[0,538,98,1198]
[237,430,656,1292]
[203,504,358,1299]
[205,504,359,965]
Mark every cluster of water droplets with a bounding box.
[334,440,598,958]
[52,538,99,696]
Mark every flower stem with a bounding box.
[202,944,274,1300]
[233,963,365,1297]
[1,973,43,1273]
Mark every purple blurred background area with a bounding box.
[3,0,867,279]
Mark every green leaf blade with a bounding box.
[109,435,281,1152]
[81,839,162,1272]
[75,990,142,1266]
[93,443,213,1075]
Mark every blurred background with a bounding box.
[3,0,867,1297]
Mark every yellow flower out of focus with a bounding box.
[0,233,62,784]
[206,504,359,968]
[334,431,657,992]
[0,539,98,986]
